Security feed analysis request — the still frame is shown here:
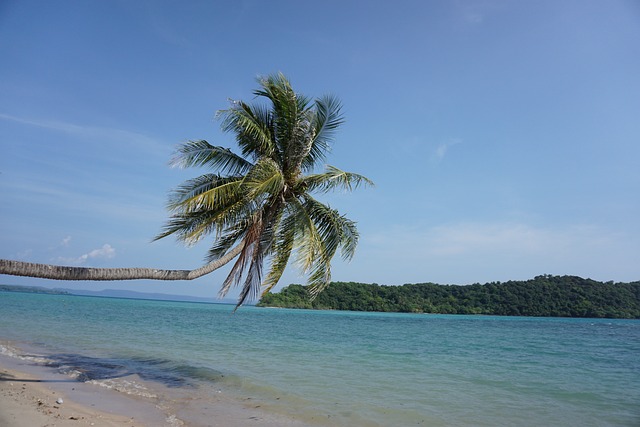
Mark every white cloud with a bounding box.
[360,221,638,284]
[0,113,167,157]
[371,222,617,258]
[454,0,500,25]
[424,223,548,256]
[15,249,33,260]
[57,244,116,265]
[2,181,165,224]
[60,236,72,247]
[431,138,462,163]
[83,244,116,260]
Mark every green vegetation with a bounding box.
[257,275,640,318]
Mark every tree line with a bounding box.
[257,275,640,318]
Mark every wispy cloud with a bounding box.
[454,0,500,25]
[370,221,618,258]
[422,222,587,256]
[15,249,33,260]
[2,177,165,224]
[0,112,168,156]
[44,235,73,253]
[56,244,116,265]
[146,8,191,49]
[431,138,462,163]
[361,221,638,284]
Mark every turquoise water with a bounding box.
[1,291,639,426]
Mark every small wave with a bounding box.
[165,414,185,427]
[86,378,158,398]
[0,342,52,364]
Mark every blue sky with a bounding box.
[1,0,639,300]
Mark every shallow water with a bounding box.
[1,292,639,426]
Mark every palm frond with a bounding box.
[290,198,333,297]
[282,195,361,297]
[284,197,324,274]
[156,189,258,245]
[218,241,252,297]
[243,158,285,200]
[218,212,265,298]
[254,74,313,161]
[301,95,344,171]
[261,210,295,295]
[170,140,253,175]
[205,224,249,262]
[217,210,270,309]
[235,239,265,311]
[153,210,220,244]
[167,175,244,212]
[301,165,375,193]
[302,195,360,261]
[217,101,277,161]
[281,109,318,177]
[306,257,332,297]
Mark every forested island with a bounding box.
[258,275,640,318]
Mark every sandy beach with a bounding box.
[0,365,147,427]
[0,349,314,427]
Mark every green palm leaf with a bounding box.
[302,165,374,193]
[217,101,277,161]
[301,95,344,171]
[166,174,243,212]
[261,210,295,295]
[170,140,253,175]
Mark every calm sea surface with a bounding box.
[1,291,638,426]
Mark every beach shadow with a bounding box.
[3,348,225,389]
[0,377,76,383]
[27,353,224,388]
[0,370,75,383]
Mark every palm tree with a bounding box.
[0,73,373,308]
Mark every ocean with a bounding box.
[1,291,638,426]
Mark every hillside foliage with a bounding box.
[257,275,640,318]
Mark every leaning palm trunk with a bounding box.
[0,244,242,281]
[0,74,372,308]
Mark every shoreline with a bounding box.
[0,364,149,427]
[3,291,639,427]
[0,341,316,427]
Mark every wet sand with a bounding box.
[0,365,147,427]
[0,348,314,427]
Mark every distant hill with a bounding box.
[258,275,640,319]
[0,284,237,304]
[61,288,224,303]
[0,284,70,295]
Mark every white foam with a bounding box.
[86,378,158,399]
[0,342,51,364]
[165,414,185,427]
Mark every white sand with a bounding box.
[0,350,317,427]
[0,365,147,427]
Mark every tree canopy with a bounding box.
[257,275,640,319]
